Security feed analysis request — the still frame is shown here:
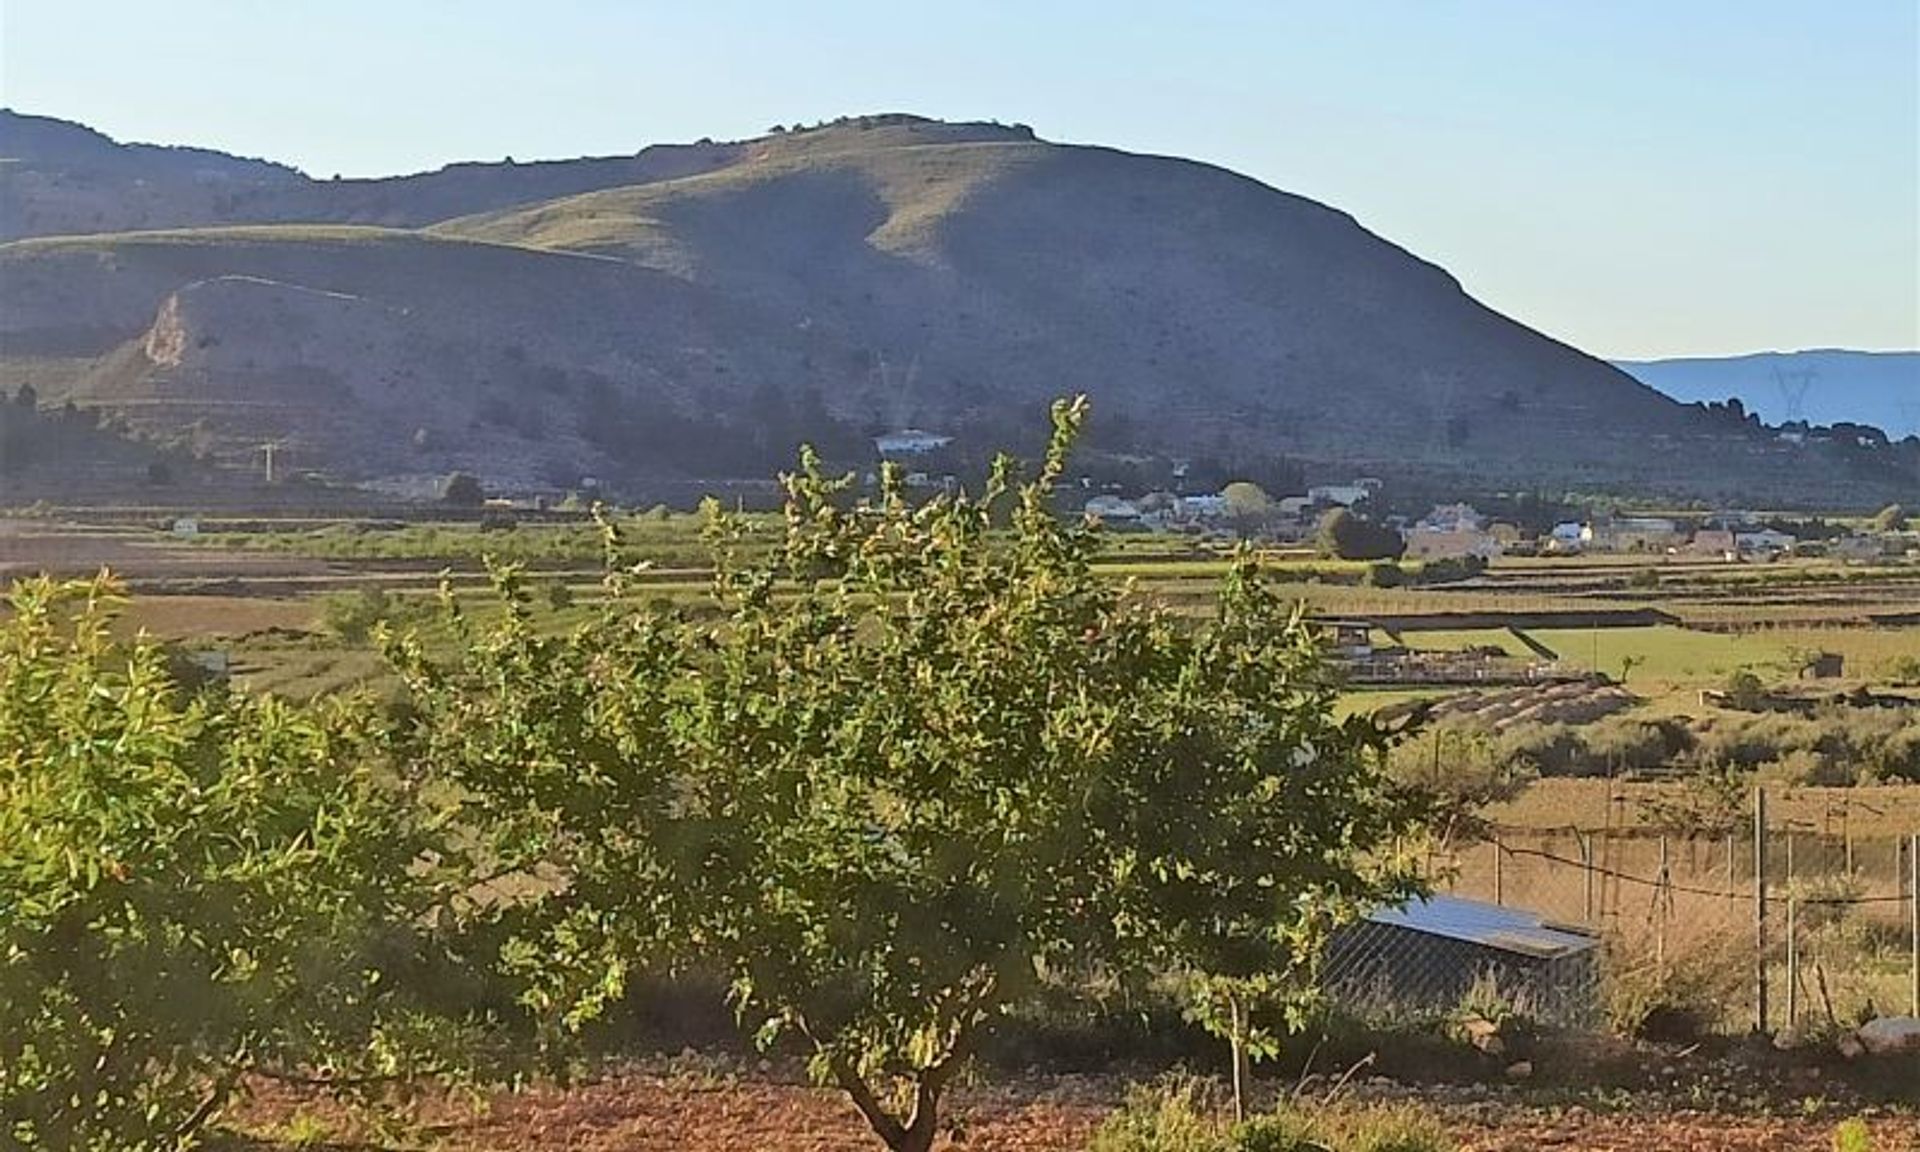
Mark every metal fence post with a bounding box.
[1493,836,1504,906]
[1581,832,1595,922]
[1910,832,1918,1018]
[1785,895,1798,1026]
[1754,787,1769,1035]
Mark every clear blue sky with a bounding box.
[3,0,1915,360]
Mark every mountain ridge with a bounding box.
[3,110,1913,508]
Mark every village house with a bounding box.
[1735,527,1797,555]
[1831,534,1891,563]
[1582,515,1683,552]
[1404,526,1502,561]
[1689,528,1737,558]
[1547,521,1586,551]
[1082,494,1142,523]
[1404,502,1500,560]
[872,429,953,456]
[1307,478,1382,508]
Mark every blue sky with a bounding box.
[3,1,1915,359]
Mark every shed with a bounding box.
[1322,895,1601,1025]
[1799,652,1844,680]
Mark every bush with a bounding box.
[1364,562,1405,588]
[318,586,397,644]
[441,471,485,506]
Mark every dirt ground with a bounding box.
[230,1065,1918,1152]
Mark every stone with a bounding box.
[1857,1016,1920,1056]
[1504,1061,1534,1081]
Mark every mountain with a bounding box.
[1616,351,1920,439]
[3,109,1914,508]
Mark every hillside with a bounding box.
[1617,350,1920,439]
[3,110,1914,507]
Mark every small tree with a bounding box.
[442,471,485,506]
[0,577,462,1150]
[392,401,1426,1150]
[1871,503,1908,533]
[1316,507,1405,561]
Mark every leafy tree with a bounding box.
[442,471,485,506]
[1871,503,1908,533]
[0,577,464,1151]
[13,382,37,409]
[1219,480,1273,519]
[1316,508,1405,561]
[389,400,1426,1150]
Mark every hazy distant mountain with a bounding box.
[1617,350,1920,439]
[3,109,1914,507]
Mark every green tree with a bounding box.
[0,577,464,1150]
[442,471,485,506]
[390,399,1425,1151]
[1871,503,1908,533]
[1315,508,1405,561]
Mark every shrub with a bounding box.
[318,586,397,644]
[1831,1116,1875,1152]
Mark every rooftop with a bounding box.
[1364,894,1600,960]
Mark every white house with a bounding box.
[873,429,953,456]
[1308,479,1381,508]
[1179,493,1229,519]
[1083,495,1142,522]
[1549,521,1586,549]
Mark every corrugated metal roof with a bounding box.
[1364,894,1600,960]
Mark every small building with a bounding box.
[1583,516,1682,552]
[873,429,953,456]
[1322,894,1601,1026]
[1799,652,1845,680]
[1690,528,1737,557]
[1178,493,1229,520]
[1417,503,1487,533]
[1308,478,1382,508]
[1548,521,1585,549]
[1082,495,1141,522]
[171,517,200,539]
[1404,526,1501,561]
[1832,534,1890,563]
[1735,528,1797,555]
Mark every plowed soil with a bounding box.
[232,1067,1917,1152]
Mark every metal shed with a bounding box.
[1322,894,1601,1025]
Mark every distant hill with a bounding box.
[1616,351,1920,440]
[3,109,1915,508]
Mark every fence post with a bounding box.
[1581,832,1595,922]
[1754,787,1769,1035]
[1910,832,1918,1018]
[1785,896,1798,1026]
[1493,837,1504,906]
[1657,835,1670,977]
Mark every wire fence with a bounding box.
[1409,789,1919,1035]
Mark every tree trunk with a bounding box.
[830,1059,943,1152]
[1228,993,1249,1123]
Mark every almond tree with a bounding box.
[0,577,466,1151]
[395,398,1425,1151]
